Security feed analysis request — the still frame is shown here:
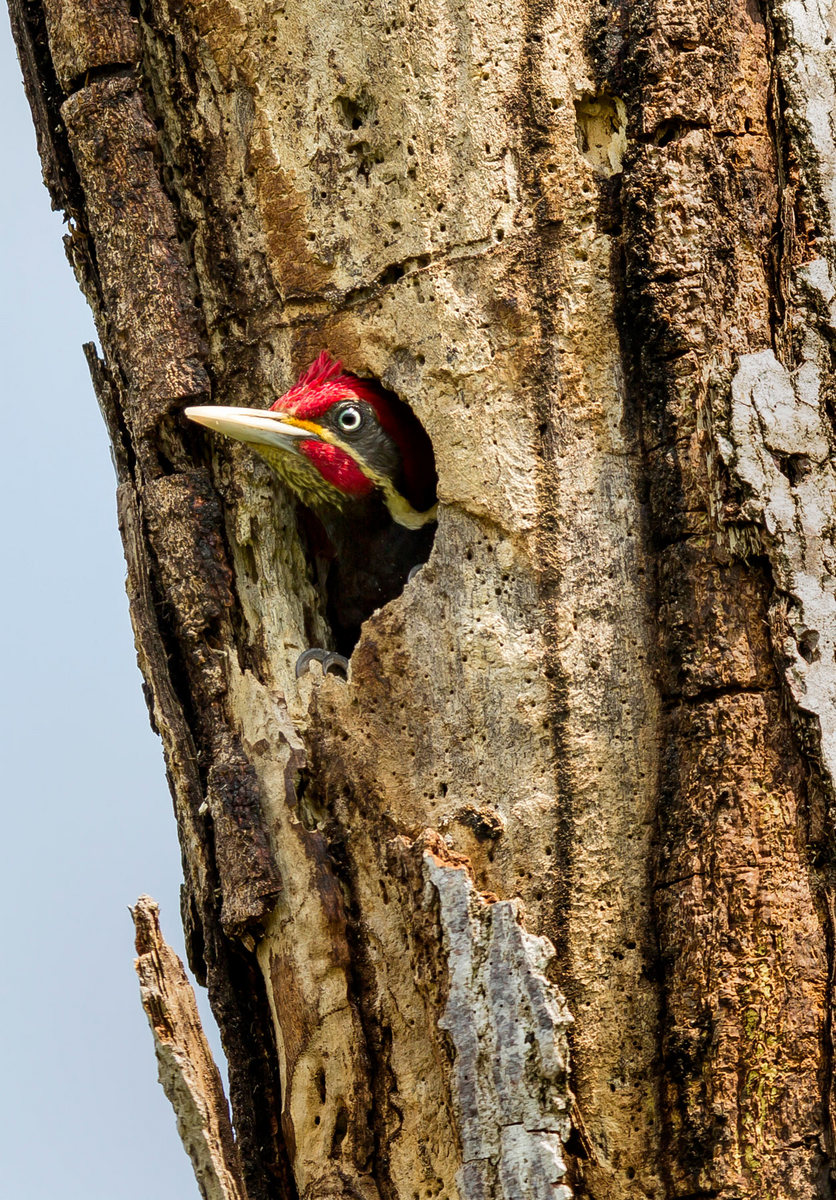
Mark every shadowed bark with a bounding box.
[10,0,836,1195]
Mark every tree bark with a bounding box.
[9,0,836,1196]
[132,894,248,1200]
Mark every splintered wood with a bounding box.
[132,896,246,1200]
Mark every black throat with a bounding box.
[298,493,435,656]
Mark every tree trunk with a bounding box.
[10,0,836,1194]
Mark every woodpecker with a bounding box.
[185,352,437,659]
[185,352,437,527]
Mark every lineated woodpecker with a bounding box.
[186,352,437,660]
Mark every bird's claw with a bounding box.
[322,652,350,678]
[407,564,423,582]
[295,648,350,679]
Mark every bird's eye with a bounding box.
[337,404,363,433]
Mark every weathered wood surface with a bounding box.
[133,895,248,1200]
[9,0,836,1194]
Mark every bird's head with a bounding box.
[185,353,437,529]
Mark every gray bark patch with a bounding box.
[424,855,573,1200]
[719,342,836,781]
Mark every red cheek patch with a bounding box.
[300,441,374,497]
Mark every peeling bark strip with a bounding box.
[116,473,293,1200]
[721,348,836,775]
[13,0,836,1191]
[769,0,836,247]
[62,74,209,434]
[425,854,573,1200]
[132,896,247,1200]
[41,0,139,92]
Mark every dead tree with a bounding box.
[9,0,836,1194]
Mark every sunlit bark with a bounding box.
[10,0,836,1195]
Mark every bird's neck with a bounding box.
[381,484,438,529]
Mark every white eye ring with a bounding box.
[337,404,363,433]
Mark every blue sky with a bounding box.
[1,15,220,1198]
